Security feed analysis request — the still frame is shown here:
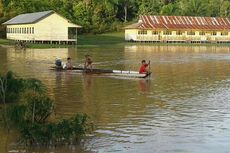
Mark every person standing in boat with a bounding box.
[66,57,73,69]
[139,60,150,74]
[84,55,93,69]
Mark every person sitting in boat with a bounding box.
[66,57,73,69]
[139,60,150,74]
[84,55,93,69]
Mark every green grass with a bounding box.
[1,32,230,49]
[0,38,15,45]
[77,32,125,47]
[0,32,125,48]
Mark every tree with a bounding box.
[73,1,92,33]
[160,3,179,15]
[161,0,176,5]
[207,0,223,17]
[220,0,230,18]
[179,0,209,16]
[0,1,3,17]
[117,0,137,22]
[138,0,164,15]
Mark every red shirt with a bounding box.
[139,64,148,74]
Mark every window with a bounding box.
[32,27,34,34]
[211,31,216,36]
[27,27,29,34]
[221,32,228,36]
[138,30,147,35]
[152,31,158,35]
[187,31,195,35]
[176,31,182,35]
[199,31,205,35]
[163,31,172,35]
[29,27,31,34]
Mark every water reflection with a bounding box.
[138,80,151,93]
[1,45,230,153]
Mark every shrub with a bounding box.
[1,72,94,145]
[6,104,26,128]
[18,114,92,145]
[0,71,46,103]
[25,94,54,123]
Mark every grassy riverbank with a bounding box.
[1,32,230,49]
[0,32,125,48]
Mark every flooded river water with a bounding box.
[1,45,230,153]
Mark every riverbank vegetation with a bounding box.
[0,0,230,37]
[0,71,93,145]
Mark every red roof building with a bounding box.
[125,15,230,43]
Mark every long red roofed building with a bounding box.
[125,15,230,43]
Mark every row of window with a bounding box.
[138,30,229,36]
[7,27,35,34]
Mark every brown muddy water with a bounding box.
[1,45,230,153]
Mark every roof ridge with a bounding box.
[126,15,230,30]
[18,10,54,16]
[140,15,228,19]
[2,10,55,25]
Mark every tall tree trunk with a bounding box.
[124,5,127,22]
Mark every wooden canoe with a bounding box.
[50,67,151,78]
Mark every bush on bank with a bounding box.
[0,71,93,145]
[0,71,45,103]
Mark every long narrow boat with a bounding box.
[50,67,151,78]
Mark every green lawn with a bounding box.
[0,32,125,48]
[0,38,15,45]
[77,32,124,46]
[1,32,230,49]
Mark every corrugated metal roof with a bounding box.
[125,22,143,29]
[3,10,54,25]
[125,15,230,30]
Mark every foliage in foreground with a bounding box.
[0,71,45,103]
[19,113,91,145]
[0,71,93,145]
[7,101,92,145]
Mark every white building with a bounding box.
[3,10,81,44]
